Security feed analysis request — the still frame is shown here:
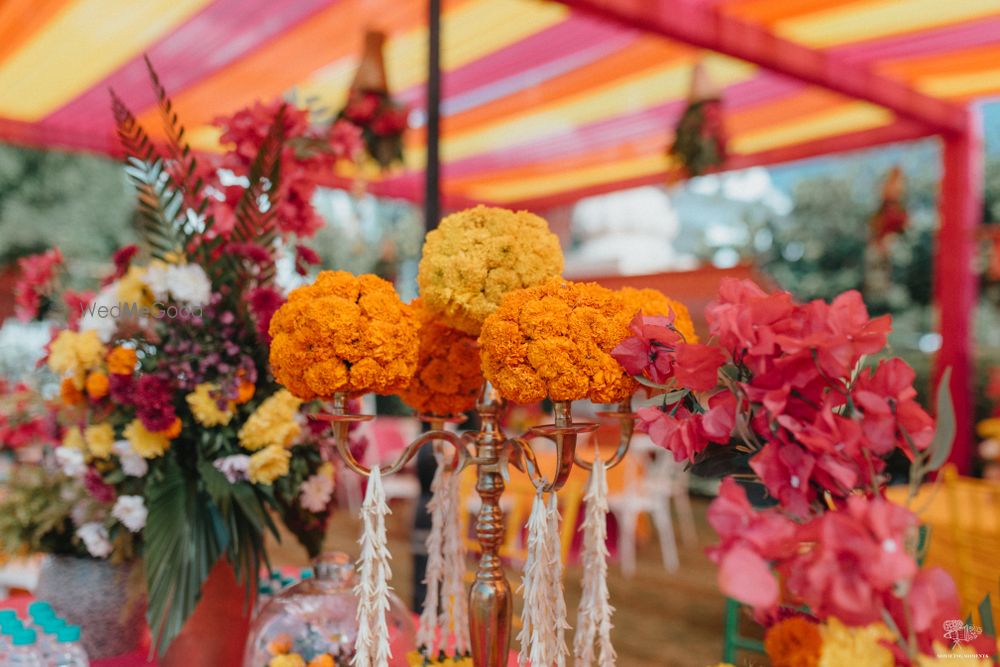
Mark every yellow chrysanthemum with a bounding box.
[618,287,698,343]
[248,445,292,485]
[124,419,170,459]
[269,271,419,400]
[116,265,152,307]
[62,426,85,451]
[417,206,565,335]
[269,654,306,667]
[84,423,115,460]
[186,383,234,427]
[238,390,303,451]
[479,278,637,404]
[818,618,894,667]
[399,299,483,417]
[47,330,106,383]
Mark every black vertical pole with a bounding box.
[413,0,442,613]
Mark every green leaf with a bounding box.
[978,592,995,640]
[927,367,956,472]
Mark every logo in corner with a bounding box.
[943,619,982,648]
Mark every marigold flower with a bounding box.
[161,417,182,440]
[48,329,106,382]
[399,299,482,416]
[248,445,292,484]
[417,206,564,335]
[307,655,335,667]
[267,633,293,656]
[60,377,85,405]
[817,617,894,667]
[236,380,256,404]
[618,287,698,343]
[85,371,110,400]
[84,423,115,460]
[269,271,418,399]
[764,616,822,667]
[106,346,137,375]
[116,265,152,307]
[239,390,302,451]
[479,279,636,404]
[124,419,170,459]
[269,654,305,667]
[186,383,235,427]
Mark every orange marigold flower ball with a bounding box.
[106,346,137,375]
[269,271,419,400]
[399,299,483,417]
[618,286,699,343]
[479,278,637,404]
[60,377,85,405]
[417,206,564,335]
[84,371,110,400]
[763,616,822,667]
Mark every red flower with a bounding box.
[63,290,95,330]
[84,467,116,503]
[103,245,139,286]
[133,375,177,433]
[611,313,683,384]
[702,390,737,442]
[673,342,724,392]
[294,244,322,276]
[249,286,285,343]
[329,120,364,161]
[344,92,381,124]
[750,441,816,518]
[371,105,409,136]
[637,404,710,462]
[14,248,63,321]
[853,358,934,454]
[224,242,272,265]
[109,374,134,405]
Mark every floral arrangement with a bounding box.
[617,286,698,343]
[269,270,419,400]
[613,278,998,663]
[478,278,636,404]
[416,206,565,335]
[338,89,409,169]
[0,465,86,559]
[264,632,350,667]
[7,59,367,656]
[13,248,65,321]
[398,299,482,417]
[668,62,726,179]
[0,378,57,453]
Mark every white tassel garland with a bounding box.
[519,489,570,666]
[353,465,393,667]
[441,466,470,655]
[573,456,616,667]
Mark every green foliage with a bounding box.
[0,465,85,558]
[272,444,330,559]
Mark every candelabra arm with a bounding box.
[511,400,599,493]
[574,397,636,471]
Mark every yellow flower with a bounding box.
[48,330,106,381]
[84,423,115,460]
[977,417,1000,440]
[116,265,152,307]
[818,617,894,667]
[269,271,419,400]
[318,462,334,479]
[618,287,698,343]
[417,206,564,335]
[248,445,291,484]
[186,383,234,427]
[124,419,170,459]
[307,655,335,667]
[238,390,302,451]
[62,426,85,451]
[269,654,305,667]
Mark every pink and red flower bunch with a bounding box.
[0,380,57,450]
[339,90,409,168]
[14,248,63,321]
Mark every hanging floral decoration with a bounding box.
[337,30,410,169]
[668,59,727,179]
[869,166,908,248]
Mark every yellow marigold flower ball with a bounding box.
[106,346,137,375]
[48,330,106,380]
[618,287,698,343]
[479,279,637,404]
[60,377,85,405]
[186,383,235,427]
[85,371,110,400]
[307,655,335,667]
[84,423,115,460]
[269,271,419,400]
[399,299,483,417]
[817,618,893,667]
[269,654,306,667]
[248,445,292,485]
[124,419,170,459]
[238,390,303,451]
[417,206,565,335]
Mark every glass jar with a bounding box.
[243,552,416,666]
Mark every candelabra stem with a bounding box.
[469,383,512,667]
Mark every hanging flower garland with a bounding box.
[354,465,393,667]
[574,455,616,667]
[667,60,727,179]
[518,490,570,666]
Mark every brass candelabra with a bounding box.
[318,383,635,667]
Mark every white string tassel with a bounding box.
[353,465,393,667]
[441,465,470,656]
[573,456,616,667]
[519,488,568,666]
[417,461,448,656]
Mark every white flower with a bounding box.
[214,455,250,483]
[299,472,335,513]
[77,284,118,342]
[76,522,112,559]
[111,495,147,533]
[141,263,170,301]
[166,264,211,306]
[112,440,148,478]
[55,447,86,478]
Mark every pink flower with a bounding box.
[853,358,934,454]
[294,244,322,276]
[344,92,380,124]
[84,467,116,503]
[103,245,138,286]
[329,120,363,161]
[750,441,816,517]
[611,313,683,384]
[637,405,709,463]
[133,375,177,433]
[14,248,63,321]
[702,390,737,442]
[673,343,725,392]
[249,286,285,343]
[63,290,94,330]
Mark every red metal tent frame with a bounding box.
[555,0,984,473]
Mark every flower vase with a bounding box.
[160,558,254,667]
[35,554,145,659]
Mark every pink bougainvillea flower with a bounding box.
[673,343,725,392]
[637,404,709,463]
[718,545,780,610]
[701,390,737,442]
[611,313,683,384]
[853,358,935,454]
[749,441,816,517]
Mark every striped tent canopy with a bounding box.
[0,0,998,210]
